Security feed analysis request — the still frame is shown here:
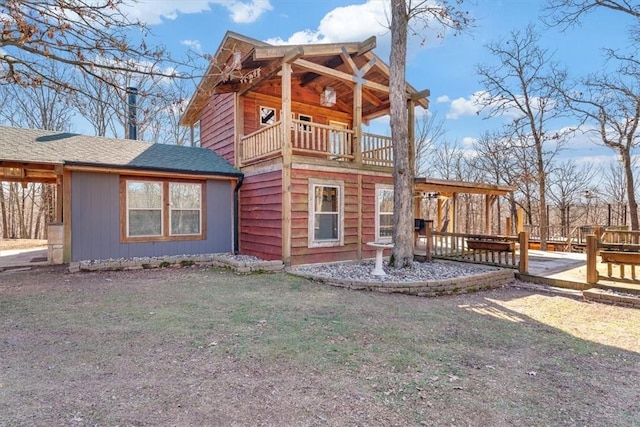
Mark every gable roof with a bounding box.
[0,126,242,178]
[181,31,429,126]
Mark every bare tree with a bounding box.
[0,0,192,101]
[560,70,640,229]
[389,0,472,267]
[544,0,640,29]
[0,63,72,239]
[414,111,446,176]
[547,160,597,235]
[476,25,571,249]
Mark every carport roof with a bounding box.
[0,126,242,178]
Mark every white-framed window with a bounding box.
[190,120,201,147]
[127,181,163,237]
[308,179,344,247]
[260,106,276,126]
[375,184,394,242]
[122,178,205,242]
[169,183,202,236]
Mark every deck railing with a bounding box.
[362,133,393,167]
[426,231,528,273]
[291,120,355,161]
[241,121,283,163]
[240,121,393,166]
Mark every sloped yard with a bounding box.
[1,266,639,426]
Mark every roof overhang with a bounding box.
[414,177,515,197]
[180,31,430,126]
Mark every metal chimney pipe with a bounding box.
[126,87,138,140]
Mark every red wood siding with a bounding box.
[239,170,283,260]
[200,93,235,164]
[289,169,393,265]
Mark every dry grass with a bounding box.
[1,266,639,426]
[0,238,47,251]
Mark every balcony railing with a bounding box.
[240,120,394,167]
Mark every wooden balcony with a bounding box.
[240,120,393,167]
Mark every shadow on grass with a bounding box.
[0,267,638,426]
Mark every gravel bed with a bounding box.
[291,259,497,282]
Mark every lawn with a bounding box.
[1,266,639,426]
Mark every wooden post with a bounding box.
[516,208,524,233]
[357,174,363,260]
[586,234,598,285]
[353,81,363,165]
[518,231,529,274]
[425,223,432,261]
[436,198,443,232]
[62,169,72,263]
[281,62,292,264]
[484,195,491,235]
[505,217,512,235]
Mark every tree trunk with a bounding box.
[536,144,548,250]
[389,0,413,268]
[0,183,8,238]
[621,151,639,230]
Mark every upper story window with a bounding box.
[122,178,205,242]
[191,120,201,147]
[308,179,344,248]
[375,184,394,242]
[260,106,276,126]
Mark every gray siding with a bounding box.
[71,171,233,261]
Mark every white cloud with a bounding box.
[181,39,203,53]
[461,136,477,146]
[445,91,488,119]
[125,0,272,25]
[436,95,450,103]
[265,0,389,45]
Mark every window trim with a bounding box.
[120,177,206,243]
[308,179,344,248]
[375,184,394,243]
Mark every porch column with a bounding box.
[281,63,292,264]
[449,194,457,233]
[353,81,363,164]
[408,99,415,177]
[484,195,496,235]
[55,165,63,223]
[437,198,443,232]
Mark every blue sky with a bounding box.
[123,0,633,165]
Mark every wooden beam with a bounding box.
[357,36,377,56]
[238,46,304,96]
[341,47,358,74]
[254,42,363,60]
[293,59,390,93]
[362,87,383,107]
[410,89,431,101]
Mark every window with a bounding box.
[298,114,312,132]
[376,185,394,242]
[190,120,201,147]
[169,183,202,235]
[122,178,205,242]
[127,181,163,237]
[260,106,276,126]
[308,180,344,247]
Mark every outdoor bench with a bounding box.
[600,248,640,280]
[466,239,515,253]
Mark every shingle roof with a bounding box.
[0,126,242,177]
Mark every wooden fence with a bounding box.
[587,230,640,284]
[421,230,529,273]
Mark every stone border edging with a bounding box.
[288,267,515,296]
[583,288,640,309]
[69,253,285,274]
